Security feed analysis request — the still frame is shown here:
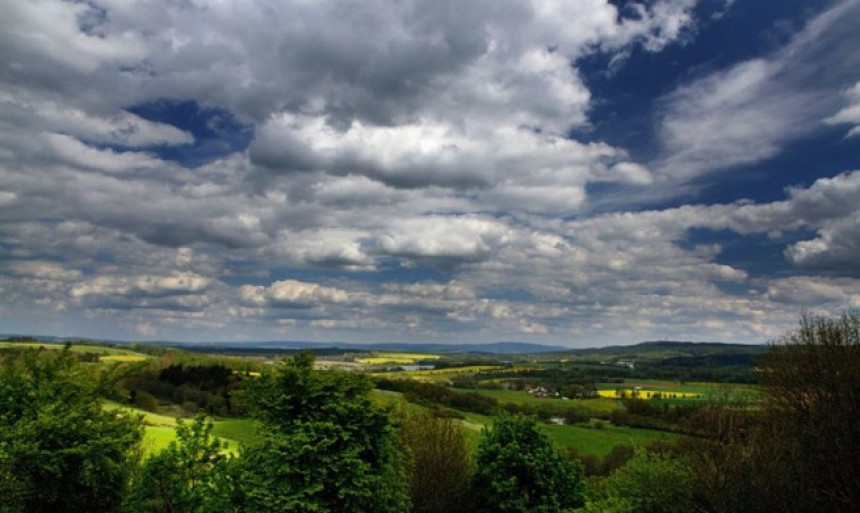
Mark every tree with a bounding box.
[472,414,585,513]
[398,410,472,513]
[756,310,860,512]
[124,414,237,512]
[677,311,860,513]
[585,448,693,513]
[237,351,409,512]
[0,348,143,513]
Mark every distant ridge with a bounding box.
[162,340,572,354]
[1,333,764,355]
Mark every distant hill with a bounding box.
[1,333,764,356]
[159,340,572,354]
[566,340,767,361]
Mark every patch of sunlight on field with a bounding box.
[596,389,703,399]
[355,352,441,365]
[104,401,246,456]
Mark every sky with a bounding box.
[1,0,858,347]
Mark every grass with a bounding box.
[467,388,623,417]
[211,419,260,445]
[103,401,253,456]
[447,408,676,457]
[0,341,149,363]
[541,423,677,457]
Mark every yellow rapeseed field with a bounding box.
[597,389,702,399]
[355,352,441,365]
[99,354,149,362]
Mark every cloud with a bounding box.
[765,276,858,306]
[654,0,860,180]
[239,280,350,308]
[0,95,194,148]
[824,81,860,138]
[375,216,512,265]
[1,0,856,344]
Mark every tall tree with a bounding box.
[472,414,585,513]
[398,410,473,513]
[757,310,860,512]
[0,348,143,513]
[238,351,409,512]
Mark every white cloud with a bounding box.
[654,0,860,180]
[824,81,860,138]
[239,280,350,308]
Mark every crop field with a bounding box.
[373,365,505,382]
[597,389,703,399]
[355,352,440,365]
[595,379,760,401]
[99,354,149,362]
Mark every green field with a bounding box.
[451,409,675,457]
[467,388,622,417]
[103,401,254,456]
[0,341,149,362]
[542,423,677,457]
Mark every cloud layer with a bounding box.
[1,0,858,345]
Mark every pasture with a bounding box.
[0,341,149,363]
[542,423,677,457]
[469,388,622,417]
[103,401,252,456]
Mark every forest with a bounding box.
[0,311,857,513]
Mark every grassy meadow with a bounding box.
[0,341,149,363]
[103,401,254,455]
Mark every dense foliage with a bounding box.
[122,363,244,416]
[125,415,237,512]
[0,348,143,513]
[472,414,585,513]
[239,351,410,512]
[376,377,499,414]
[583,448,693,513]
[398,410,473,513]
